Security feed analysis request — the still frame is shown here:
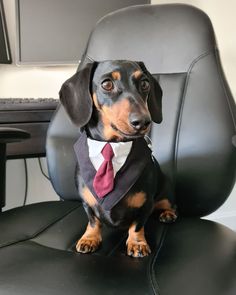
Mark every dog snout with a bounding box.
[129,113,151,131]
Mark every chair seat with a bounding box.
[0,201,235,295]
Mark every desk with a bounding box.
[0,98,58,158]
[0,98,58,210]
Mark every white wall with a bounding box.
[1,0,236,230]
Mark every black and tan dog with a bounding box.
[60,60,177,258]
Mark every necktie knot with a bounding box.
[102,143,114,161]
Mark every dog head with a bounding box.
[60,60,162,141]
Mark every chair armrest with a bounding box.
[0,127,30,144]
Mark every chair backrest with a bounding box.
[46,4,236,217]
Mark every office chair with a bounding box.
[0,4,235,295]
[0,128,30,211]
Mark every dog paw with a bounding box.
[76,237,101,253]
[126,240,151,258]
[159,210,177,224]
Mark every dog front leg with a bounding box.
[76,217,102,253]
[126,223,151,258]
[155,199,177,223]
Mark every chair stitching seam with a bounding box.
[148,225,169,295]
[174,50,213,173]
[86,55,95,62]
[23,239,74,253]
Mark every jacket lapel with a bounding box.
[74,131,153,210]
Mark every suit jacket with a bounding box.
[74,131,156,210]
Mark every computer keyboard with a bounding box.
[0,98,59,110]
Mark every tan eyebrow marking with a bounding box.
[132,70,142,79]
[111,71,121,80]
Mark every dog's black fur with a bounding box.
[60,60,177,258]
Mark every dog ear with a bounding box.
[137,62,163,124]
[59,62,97,127]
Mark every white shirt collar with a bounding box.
[87,138,133,176]
[87,138,132,158]
[87,138,106,157]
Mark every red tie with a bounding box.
[93,143,114,198]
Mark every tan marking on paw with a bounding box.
[154,198,177,223]
[76,219,102,253]
[159,210,177,224]
[126,224,151,258]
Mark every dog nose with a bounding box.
[129,114,151,131]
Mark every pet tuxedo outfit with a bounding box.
[74,131,157,211]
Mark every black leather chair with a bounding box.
[0,4,236,295]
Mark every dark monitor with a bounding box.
[16,0,150,65]
[0,0,11,64]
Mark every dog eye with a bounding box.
[140,80,150,91]
[101,79,114,91]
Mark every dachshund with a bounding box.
[60,60,177,258]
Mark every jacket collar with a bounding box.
[87,137,132,159]
[74,131,154,211]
